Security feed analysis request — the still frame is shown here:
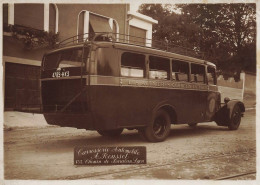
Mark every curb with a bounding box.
[245,107,255,111]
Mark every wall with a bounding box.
[217,72,256,103]
[217,75,243,89]
[218,86,244,102]
[3,36,48,61]
[57,4,129,41]
[217,74,244,102]
[244,72,256,95]
[128,11,157,47]
[14,4,44,30]
[3,4,130,61]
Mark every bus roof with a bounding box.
[45,41,216,67]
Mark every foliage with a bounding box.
[4,24,59,50]
[138,4,256,76]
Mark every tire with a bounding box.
[188,123,198,127]
[228,105,242,130]
[97,128,123,137]
[140,109,171,142]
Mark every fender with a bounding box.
[214,100,245,126]
[151,100,177,124]
[226,100,245,117]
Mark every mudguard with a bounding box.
[214,100,245,126]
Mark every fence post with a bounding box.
[240,71,245,101]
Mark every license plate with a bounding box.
[52,71,69,78]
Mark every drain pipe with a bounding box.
[125,4,128,42]
[124,4,133,42]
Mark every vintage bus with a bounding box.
[41,33,245,142]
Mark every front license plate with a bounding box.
[52,71,69,78]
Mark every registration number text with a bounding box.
[52,71,69,78]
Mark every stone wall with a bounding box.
[217,72,256,103]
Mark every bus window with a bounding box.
[43,48,87,70]
[191,63,206,84]
[172,60,189,81]
[43,53,60,69]
[149,56,170,80]
[121,52,146,78]
[207,66,217,85]
[59,49,83,67]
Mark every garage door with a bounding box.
[5,62,41,111]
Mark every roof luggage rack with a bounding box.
[58,32,206,60]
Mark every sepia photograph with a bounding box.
[1,0,258,183]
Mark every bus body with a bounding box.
[41,33,245,142]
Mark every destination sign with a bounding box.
[120,78,217,91]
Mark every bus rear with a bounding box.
[40,45,94,129]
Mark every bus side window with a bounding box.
[121,52,146,78]
[149,56,170,80]
[207,66,216,85]
[191,63,206,84]
[172,60,189,82]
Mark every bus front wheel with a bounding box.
[228,105,242,130]
[140,109,171,142]
[97,128,123,137]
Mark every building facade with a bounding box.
[3,3,158,110]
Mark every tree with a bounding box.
[138,4,256,75]
[138,4,201,54]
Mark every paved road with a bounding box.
[4,109,256,180]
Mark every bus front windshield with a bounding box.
[43,47,89,70]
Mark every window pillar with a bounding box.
[8,3,14,25]
[54,4,59,33]
[44,3,49,32]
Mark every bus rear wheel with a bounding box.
[140,110,171,142]
[97,128,123,137]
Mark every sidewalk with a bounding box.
[4,111,50,130]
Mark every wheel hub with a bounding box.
[153,117,166,136]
